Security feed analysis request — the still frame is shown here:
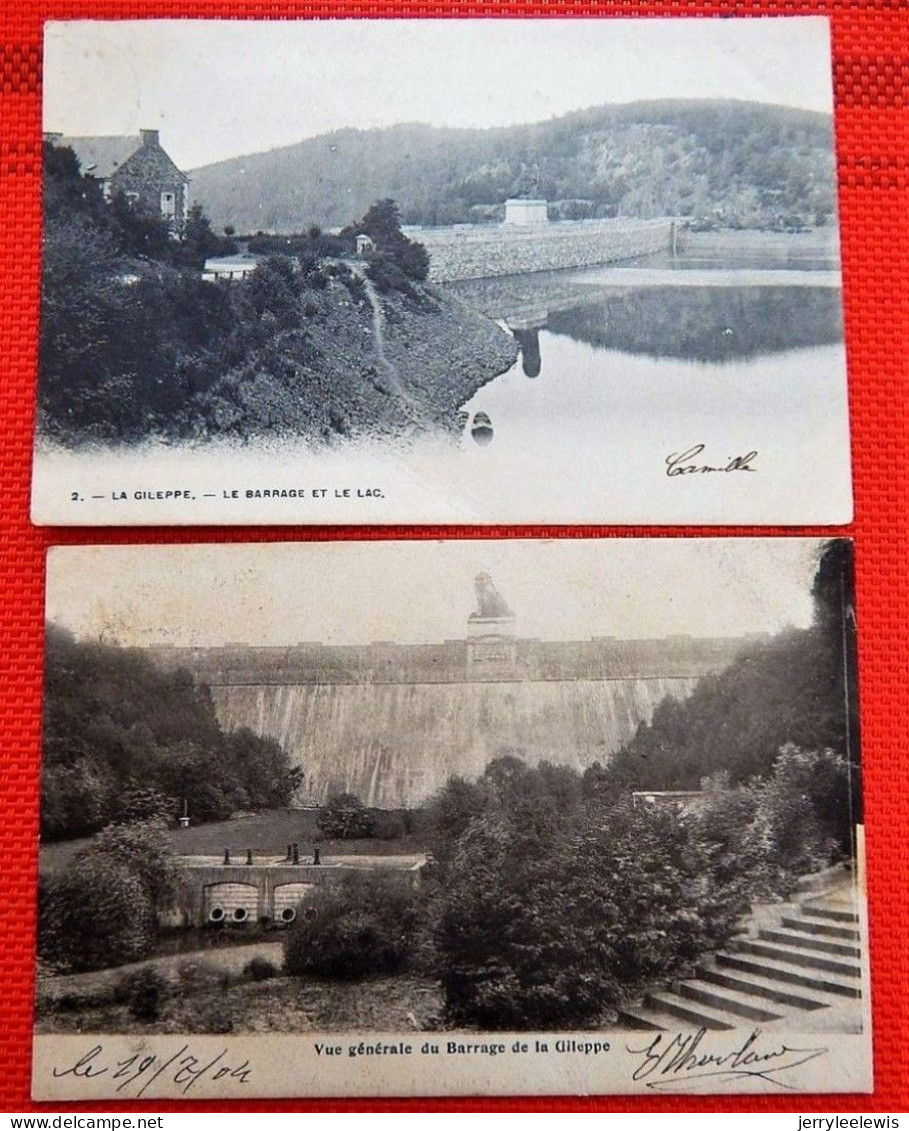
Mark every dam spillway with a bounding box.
[148,590,753,809]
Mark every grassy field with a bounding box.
[40,808,431,875]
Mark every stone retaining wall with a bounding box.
[171,861,423,927]
[412,218,675,282]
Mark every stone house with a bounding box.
[45,128,190,230]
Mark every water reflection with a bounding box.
[470,411,494,445]
[544,285,842,365]
[512,327,542,378]
[497,286,843,391]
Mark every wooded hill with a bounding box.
[189,99,837,234]
[42,624,300,840]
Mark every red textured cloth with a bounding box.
[1,0,906,1113]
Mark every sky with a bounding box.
[43,18,835,169]
[45,539,827,648]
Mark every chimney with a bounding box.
[140,129,159,148]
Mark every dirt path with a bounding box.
[358,272,429,425]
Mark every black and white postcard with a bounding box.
[34,539,870,1098]
[33,17,851,525]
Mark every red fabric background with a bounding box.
[1,0,905,1112]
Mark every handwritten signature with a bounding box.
[666,444,758,477]
[52,1043,252,1098]
[627,1028,827,1091]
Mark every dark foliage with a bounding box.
[316,793,377,840]
[39,143,438,447]
[116,967,168,1021]
[432,747,849,1029]
[247,231,346,259]
[42,624,298,840]
[604,540,859,851]
[340,199,430,283]
[39,822,175,973]
[283,874,421,980]
[243,956,280,982]
[433,785,750,1030]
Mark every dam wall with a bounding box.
[208,676,698,809]
[149,634,745,687]
[149,633,752,809]
[413,217,675,283]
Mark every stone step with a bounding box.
[758,927,861,958]
[616,1005,681,1032]
[643,990,737,1030]
[717,950,862,998]
[674,978,786,1023]
[697,964,835,1011]
[735,938,862,978]
[782,914,859,941]
[801,904,859,925]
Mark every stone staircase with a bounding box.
[617,886,864,1034]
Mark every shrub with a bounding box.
[40,855,156,973]
[284,874,420,981]
[39,821,176,974]
[243,956,280,982]
[174,958,225,996]
[116,966,168,1022]
[317,793,376,840]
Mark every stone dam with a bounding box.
[409,217,675,283]
[148,588,755,809]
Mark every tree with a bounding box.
[40,855,155,972]
[434,797,744,1030]
[316,793,376,840]
[175,202,236,269]
[342,199,430,282]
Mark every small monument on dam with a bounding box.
[467,572,517,671]
[147,576,757,810]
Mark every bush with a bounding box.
[40,854,156,973]
[115,966,168,1022]
[283,875,421,981]
[694,746,848,902]
[317,793,376,840]
[243,956,280,982]
[38,821,176,974]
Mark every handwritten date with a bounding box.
[52,1043,251,1098]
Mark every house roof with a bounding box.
[54,136,144,179]
[53,135,188,181]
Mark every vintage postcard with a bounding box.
[34,538,870,1098]
[32,17,852,525]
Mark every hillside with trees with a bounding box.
[600,540,859,808]
[39,144,514,448]
[41,624,301,840]
[189,100,837,234]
